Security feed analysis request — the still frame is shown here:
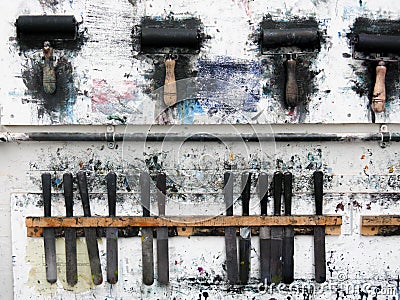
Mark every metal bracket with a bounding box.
[379,124,390,148]
[106,125,115,149]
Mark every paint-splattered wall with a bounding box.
[1,0,400,299]
[3,0,400,125]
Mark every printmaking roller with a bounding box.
[239,172,251,284]
[106,172,118,284]
[313,171,326,283]
[261,27,320,107]
[77,171,103,285]
[282,172,294,284]
[140,19,201,107]
[224,171,239,284]
[353,33,400,113]
[42,173,57,284]
[63,173,77,286]
[270,171,283,283]
[16,15,78,94]
[258,172,271,285]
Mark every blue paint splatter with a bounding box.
[65,81,76,123]
[177,98,203,124]
[196,57,261,113]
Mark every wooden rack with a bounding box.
[26,215,342,237]
[361,215,400,236]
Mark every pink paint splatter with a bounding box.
[91,79,138,114]
[232,0,251,17]
[197,266,204,275]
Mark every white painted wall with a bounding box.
[1,0,400,299]
[2,0,400,125]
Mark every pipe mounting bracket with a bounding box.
[379,124,390,148]
[106,125,115,149]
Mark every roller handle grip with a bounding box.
[273,172,283,216]
[313,171,323,215]
[283,172,293,216]
[42,46,56,95]
[164,58,177,107]
[241,173,251,216]
[285,58,299,108]
[77,171,91,217]
[107,172,117,217]
[42,173,52,217]
[372,62,387,113]
[63,173,73,217]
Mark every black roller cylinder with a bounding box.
[262,28,319,49]
[355,33,400,54]
[141,27,199,49]
[16,15,77,41]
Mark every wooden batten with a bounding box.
[361,215,400,236]
[26,215,342,237]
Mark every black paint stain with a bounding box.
[149,55,196,91]
[348,18,400,117]
[336,289,347,300]
[260,16,322,109]
[352,200,362,209]
[22,55,76,120]
[335,202,344,212]
[359,287,368,299]
[144,154,163,172]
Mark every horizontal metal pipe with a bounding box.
[0,132,398,142]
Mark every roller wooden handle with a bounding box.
[164,58,177,107]
[372,62,387,113]
[42,45,56,94]
[285,58,299,108]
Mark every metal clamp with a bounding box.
[379,124,391,148]
[106,125,115,149]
